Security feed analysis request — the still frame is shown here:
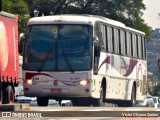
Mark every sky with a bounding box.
[142,0,160,30]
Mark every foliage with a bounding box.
[1,0,152,37]
[150,82,160,97]
[25,0,152,37]
[2,0,30,33]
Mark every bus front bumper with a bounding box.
[23,83,92,98]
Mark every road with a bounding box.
[1,105,159,120]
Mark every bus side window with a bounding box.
[142,36,146,60]
[114,28,120,54]
[126,32,131,57]
[132,33,137,58]
[107,26,113,53]
[112,27,115,53]
[99,24,107,51]
[138,35,142,59]
[120,30,126,56]
[136,35,139,58]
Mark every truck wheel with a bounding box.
[3,86,14,104]
[37,97,48,106]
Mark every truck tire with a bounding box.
[37,97,48,106]
[3,85,14,104]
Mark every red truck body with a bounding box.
[0,11,19,104]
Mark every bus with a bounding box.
[22,14,147,106]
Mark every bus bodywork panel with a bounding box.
[97,52,147,101]
[23,72,93,98]
[23,15,147,106]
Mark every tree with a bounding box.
[150,82,160,97]
[2,0,30,34]
[25,0,152,37]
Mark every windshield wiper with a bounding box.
[37,48,53,72]
[61,42,74,73]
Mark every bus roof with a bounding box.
[28,14,145,35]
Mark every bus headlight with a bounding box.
[25,79,33,84]
[80,79,92,85]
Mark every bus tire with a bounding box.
[93,85,106,106]
[37,97,48,106]
[127,86,136,107]
[3,85,14,104]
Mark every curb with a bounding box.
[0,104,30,111]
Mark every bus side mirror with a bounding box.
[93,36,100,57]
[19,33,25,54]
[93,36,99,45]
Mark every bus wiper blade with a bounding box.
[37,48,52,72]
[61,46,74,73]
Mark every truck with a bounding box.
[0,11,19,104]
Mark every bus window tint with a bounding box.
[25,24,93,71]
[57,25,92,71]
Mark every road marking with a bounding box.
[83,109,113,111]
[41,110,60,111]
[60,119,80,120]
[125,108,142,111]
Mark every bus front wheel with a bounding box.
[93,85,106,106]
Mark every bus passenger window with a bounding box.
[107,27,113,53]
[100,24,107,51]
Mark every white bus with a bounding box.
[23,14,147,106]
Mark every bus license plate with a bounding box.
[50,88,62,93]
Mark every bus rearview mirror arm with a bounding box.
[19,33,25,54]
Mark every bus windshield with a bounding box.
[24,24,93,71]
